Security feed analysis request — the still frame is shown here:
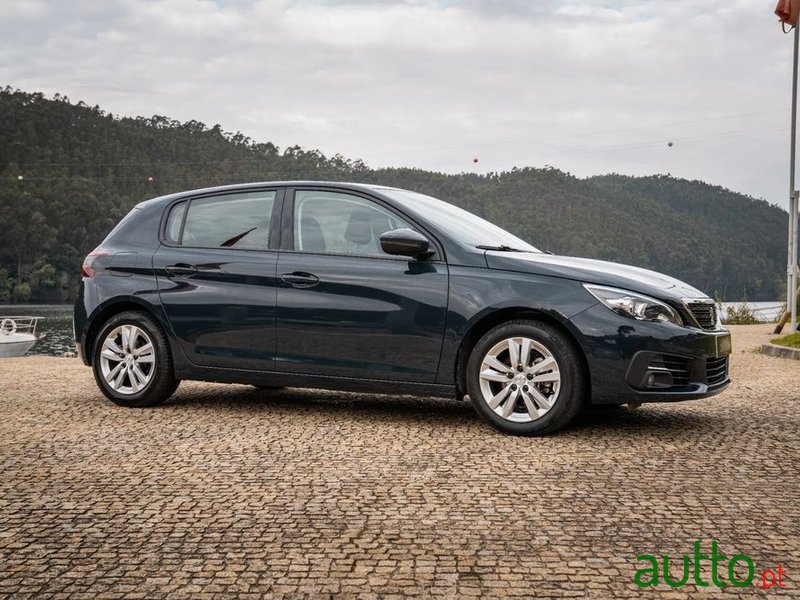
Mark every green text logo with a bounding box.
[634,540,786,589]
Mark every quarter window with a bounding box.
[177,191,276,250]
[165,201,186,244]
[294,191,412,256]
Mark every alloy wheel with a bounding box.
[99,325,156,395]
[478,336,561,423]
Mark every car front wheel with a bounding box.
[92,310,179,407]
[466,320,585,436]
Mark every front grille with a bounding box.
[686,302,718,331]
[648,355,690,388]
[706,356,729,386]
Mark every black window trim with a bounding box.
[281,186,446,262]
[159,187,286,252]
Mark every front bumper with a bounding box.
[570,303,732,404]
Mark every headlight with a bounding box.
[583,284,683,326]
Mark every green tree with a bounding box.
[11,282,31,303]
[0,87,789,303]
[0,268,12,303]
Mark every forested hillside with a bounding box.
[0,88,788,303]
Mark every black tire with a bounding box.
[466,320,586,436]
[92,310,179,408]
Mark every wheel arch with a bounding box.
[83,298,171,366]
[454,307,591,401]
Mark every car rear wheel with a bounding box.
[92,311,179,407]
[466,320,585,435]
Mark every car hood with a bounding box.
[485,252,708,301]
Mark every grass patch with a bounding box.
[772,332,800,349]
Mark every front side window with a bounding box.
[293,191,412,256]
[177,191,276,250]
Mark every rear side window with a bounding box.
[165,202,186,244]
[168,191,276,250]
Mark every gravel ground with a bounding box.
[0,324,798,598]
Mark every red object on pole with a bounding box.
[776,0,800,28]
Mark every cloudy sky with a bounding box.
[0,0,795,207]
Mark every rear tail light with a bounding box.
[81,250,109,278]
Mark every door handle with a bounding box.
[280,271,319,288]
[165,263,198,277]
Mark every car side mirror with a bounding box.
[380,228,434,259]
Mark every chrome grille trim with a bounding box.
[706,356,729,386]
[682,298,718,331]
[648,354,690,388]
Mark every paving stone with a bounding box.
[0,324,797,597]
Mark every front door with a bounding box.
[276,189,448,382]
[153,188,282,370]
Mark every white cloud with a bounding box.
[0,0,794,207]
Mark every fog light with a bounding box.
[644,371,674,389]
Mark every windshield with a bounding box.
[380,188,540,252]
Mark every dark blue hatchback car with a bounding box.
[74,182,731,435]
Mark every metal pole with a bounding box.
[789,25,799,331]
[793,193,799,331]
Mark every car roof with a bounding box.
[136,181,408,209]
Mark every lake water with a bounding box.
[0,304,75,357]
[0,301,786,357]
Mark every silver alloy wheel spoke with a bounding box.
[101,348,121,361]
[121,327,132,352]
[520,338,531,368]
[532,371,560,383]
[480,368,511,383]
[488,384,512,409]
[484,356,512,374]
[104,337,124,355]
[478,335,561,424]
[99,325,156,396]
[528,386,553,410]
[501,389,518,417]
[520,390,540,420]
[508,339,520,369]
[129,369,140,392]
[114,365,127,389]
[135,342,153,358]
[107,361,124,381]
[131,364,147,389]
[530,356,556,374]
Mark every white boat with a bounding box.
[0,317,45,358]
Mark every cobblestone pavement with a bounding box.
[1,325,798,598]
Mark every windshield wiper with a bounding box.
[221,227,257,247]
[476,244,531,253]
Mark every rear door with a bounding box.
[153,188,283,370]
[275,188,449,382]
